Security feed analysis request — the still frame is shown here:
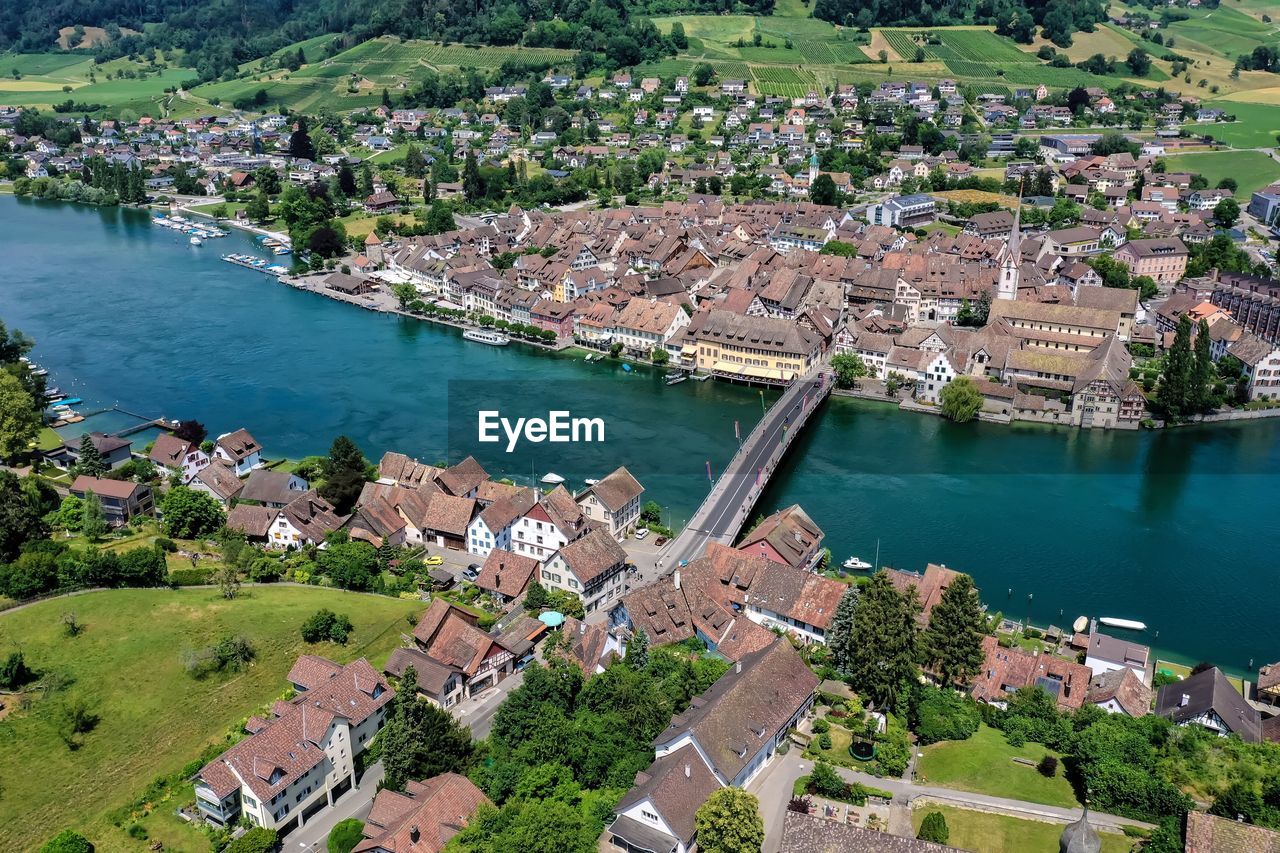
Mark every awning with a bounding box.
[710,360,792,382]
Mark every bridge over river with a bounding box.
[662,366,833,569]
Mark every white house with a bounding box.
[512,486,589,560]
[148,433,209,484]
[540,527,629,615]
[213,428,264,476]
[195,657,392,836]
[576,466,644,541]
[466,488,537,557]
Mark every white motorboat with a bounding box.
[541,472,566,485]
[1098,617,1146,631]
[842,556,873,570]
[190,236,203,246]
[462,329,510,346]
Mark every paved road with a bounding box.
[663,372,829,568]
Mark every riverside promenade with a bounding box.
[663,365,833,568]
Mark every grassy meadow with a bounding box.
[0,586,419,851]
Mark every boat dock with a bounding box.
[223,254,289,277]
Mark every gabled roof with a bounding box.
[435,455,488,496]
[971,635,1092,711]
[654,640,817,782]
[1087,667,1152,717]
[420,493,477,537]
[215,428,260,461]
[578,466,643,513]
[239,469,303,505]
[736,504,822,570]
[148,433,195,468]
[1185,810,1280,853]
[64,430,130,454]
[556,527,628,586]
[194,462,244,501]
[1155,666,1261,742]
[615,743,721,846]
[475,550,539,599]
[355,773,490,853]
[281,490,348,543]
[70,475,147,501]
[781,811,962,852]
[225,503,277,538]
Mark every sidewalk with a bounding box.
[286,762,384,853]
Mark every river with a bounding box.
[3,196,1278,670]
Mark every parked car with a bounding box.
[635,528,650,540]
[462,563,481,581]
[423,555,444,566]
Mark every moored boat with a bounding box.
[665,375,687,385]
[842,556,872,570]
[1098,617,1147,631]
[462,329,510,346]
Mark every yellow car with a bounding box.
[423,555,444,566]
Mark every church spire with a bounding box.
[997,178,1024,301]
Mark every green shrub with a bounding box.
[168,567,212,586]
[913,687,981,746]
[918,811,949,844]
[1038,754,1059,777]
[818,732,833,750]
[40,830,94,853]
[328,818,364,853]
[225,827,278,853]
[154,537,177,552]
[812,718,830,734]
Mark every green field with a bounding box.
[1161,150,1280,197]
[911,805,1134,853]
[1184,101,1280,148]
[0,55,191,116]
[0,586,420,852]
[915,724,1080,809]
[1166,5,1280,61]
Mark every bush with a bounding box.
[809,760,846,799]
[0,651,37,690]
[183,634,255,679]
[168,567,212,586]
[1038,754,1059,777]
[818,732,833,750]
[812,717,830,734]
[301,608,354,644]
[225,827,278,853]
[328,819,364,853]
[913,687,981,746]
[154,537,177,552]
[918,811,949,844]
[40,830,94,853]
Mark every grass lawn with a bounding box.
[1161,150,1280,197]
[911,805,1135,853]
[916,724,1079,809]
[36,426,64,451]
[0,586,420,852]
[1184,102,1280,149]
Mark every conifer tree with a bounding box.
[1156,314,1193,420]
[848,571,921,708]
[921,573,986,688]
[1191,317,1215,413]
[75,434,107,478]
[828,586,859,676]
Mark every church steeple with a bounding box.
[809,150,819,185]
[997,180,1024,301]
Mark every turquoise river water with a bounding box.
[2,196,1278,670]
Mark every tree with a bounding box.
[160,486,225,538]
[392,282,417,309]
[0,371,40,460]
[403,145,426,178]
[1126,48,1151,76]
[172,420,207,445]
[301,608,354,643]
[848,571,921,707]
[694,787,764,853]
[627,627,649,670]
[1157,315,1193,420]
[212,564,241,600]
[1191,317,1215,414]
[73,434,108,478]
[425,201,456,234]
[670,22,688,50]
[79,491,107,542]
[828,586,859,676]
[523,581,551,612]
[651,347,670,366]
[0,650,36,689]
[810,173,837,206]
[245,189,270,223]
[1209,780,1264,823]
[328,819,364,853]
[830,353,868,389]
[917,811,949,844]
[921,572,986,688]
[694,62,717,87]
[939,376,983,423]
[289,115,316,162]
[39,830,94,853]
[0,471,50,561]
[463,150,484,202]
[320,435,368,514]
[1213,197,1240,229]
[381,666,474,791]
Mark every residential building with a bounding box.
[1083,626,1150,683]
[512,486,590,560]
[606,640,817,853]
[576,466,644,540]
[411,599,517,696]
[1114,238,1188,284]
[353,773,490,853]
[1087,667,1152,717]
[148,433,209,483]
[70,475,154,523]
[971,635,1092,711]
[58,431,132,470]
[467,487,537,556]
[214,428,265,475]
[474,549,539,605]
[687,309,821,384]
[239,469,309,508]
[735,504,824,571]
[541,527,630,615]
[865,194,937,228]
[1155,666,1261,742]
[195,657,393,834]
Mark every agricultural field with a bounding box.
[0,54,191,116]
[0,586,420,852]
[1161,150,1280,197]
[751,65,820,98]
[1165,5,1280,62]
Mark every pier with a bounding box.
[664,365,833,567]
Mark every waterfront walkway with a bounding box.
[664,366,833,567]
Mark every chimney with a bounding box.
[673,569,681,590]
[580,621,587,635]
[735,660,742,674]
[684,764,691,778]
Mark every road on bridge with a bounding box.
[663,370,830,569]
